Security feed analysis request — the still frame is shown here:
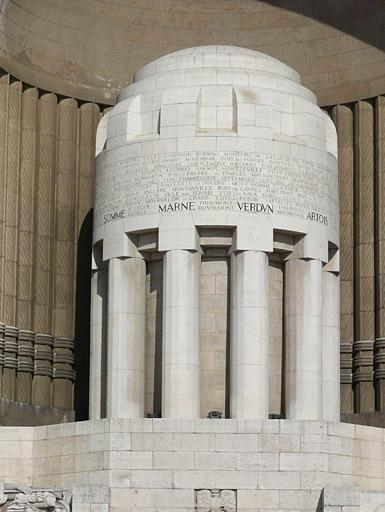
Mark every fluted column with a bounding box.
[340,342,354,413]
[52,336,75,410]
[107,256,146,418]
[374,338,385,410]
[353,340,374,412]
[285,258,322,420]
[89,265,108,419]
[16,330,35,404]
[162,250,200,418]
[322,270,340,421]
[32,334,53,407]
[230,250,269,419]
[2,326,18,400]
[0,323,4,396]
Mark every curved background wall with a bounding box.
[1,0,385,106]
[0,0,385,424]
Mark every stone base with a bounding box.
[1,419,385,511]
[0,398,74,426]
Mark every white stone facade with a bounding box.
[90,45,340,422]
[1,419,385,511]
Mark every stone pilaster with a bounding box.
[2,326,18,400]
[16,330,35,404]
[353,340,374,412]
[374,337,385,410]
[52,336,75,410]
[340,342,354,414]
[32,333,53,407]
[0,323,4,396]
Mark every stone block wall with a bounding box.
[0,419,385,511]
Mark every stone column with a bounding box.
[162,250,200,418]
[16,330,35,404]
[32,334,54,407]
[107,256,146,418]
[89,266,108,419]
[284,258,323,420]
[230,250,269,419]
[322,270,340,421]
[52,336,75,410]
[2,326,18,400]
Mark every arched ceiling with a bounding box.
[0,0,385,106]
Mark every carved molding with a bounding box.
[195,489,236,512]
[0,483,71,512]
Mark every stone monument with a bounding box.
[90,44,340,423]
[2,46,385,512]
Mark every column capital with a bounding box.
[232,216,273,253]
[287,223,329,262]
[158,214,201,252]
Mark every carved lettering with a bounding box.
[237,202,273,213]
[159,202,195,213]
[103,210,126,223]
[95,151,337,232]
[307,211,328,225]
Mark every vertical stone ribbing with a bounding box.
[16,329,34,403]
[52,336,75,410]
[353,101,375,412]
[0,323,4,396]
[16,87,38,330]
[32,333,53,407]
[32,93,57,335]
[0,75,10,321]
[76,103,100,236]
[3,81,22,326]
[332,104,354,413]
[374,96,385,408]
[52,98,78,338]
[2,325,18,400]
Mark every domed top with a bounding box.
[134,45,300,83]
[0,1,385,105]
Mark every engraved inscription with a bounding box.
[95,151,338,231]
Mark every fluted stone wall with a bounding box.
[332,99,385,416]
[0,64,384,422]
[0,71,103,418]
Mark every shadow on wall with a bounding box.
[265,0,385,53]
[74,209,93,421]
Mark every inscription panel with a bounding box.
[95,151,338,231]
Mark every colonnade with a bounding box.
[89,248,340,422]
